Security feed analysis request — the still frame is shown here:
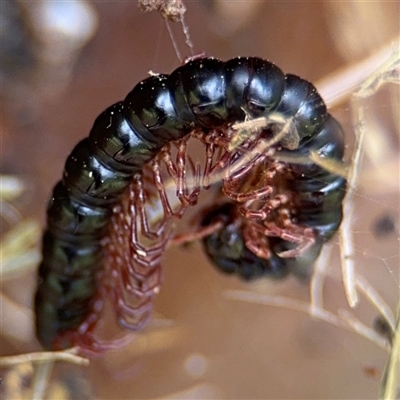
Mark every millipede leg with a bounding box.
[242,224,272,259]
[172,137,201,207]
[134,175,170,239]
[171,220,224,246]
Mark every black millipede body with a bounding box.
[35,57,346,350]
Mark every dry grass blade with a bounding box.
[339,43,399,310]
[1,219,41,280]
[356,274,396,332]
[379,301,400,400]
[0,175,25,202]
[0,348,89,367]
[310,243,333,313]
[316,39,399,108]
[31,361,54,400]
[0,291,34,343]
[224,290,390,351]
[337,309,390,351]
[156,383,219,399]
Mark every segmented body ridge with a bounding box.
[35,57,346,350]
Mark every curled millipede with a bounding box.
[35,56,346,352]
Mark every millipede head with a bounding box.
[200,203,291,280]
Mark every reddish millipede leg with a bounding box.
[269,209,316,258]
[238,194,289,220]
[176,136,189,203]
[224,184,274,203]
[114,270,158,331]
[242,223,272,259]
[225,149,272,182]
[54,288,133,355]
[151,158,180,218]
[111,196,168,330]
[105,139,206,334]
[176,136,201,206]
[202,141,218,189]
[192,129,227,188]
[171,220,224,246]
[245,213,316,259]
[160,137,201,207]
[134,174,170,238]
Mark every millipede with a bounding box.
[35,56,347,353]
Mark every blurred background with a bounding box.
[1,1,399,398]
